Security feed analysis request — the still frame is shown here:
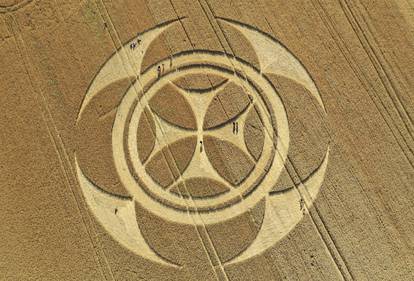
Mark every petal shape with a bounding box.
[173,73,227,93]
[244,106,265,161]
[149,84,197,130]
[146,136,197,188]
[76,78,131,197]
[204,136,254,186]
[206,199,265,263]
[266,74,329,192]
[170,177,230,199]
[203,82,251,129]
[137,108,156,163]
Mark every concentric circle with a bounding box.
[112,51,290,225]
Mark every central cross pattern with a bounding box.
[141,79,260,195]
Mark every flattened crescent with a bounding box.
[218,18,326,112]
[77,19,179,120]
[75,158,178,267]
[227,148,329,265]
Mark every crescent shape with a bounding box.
[74,157,179,267]
[227,148,330,265]
[77,19,180,120]
[218,18,326,113]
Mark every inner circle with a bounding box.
[129,65,274,209]
[112,51,290,224]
